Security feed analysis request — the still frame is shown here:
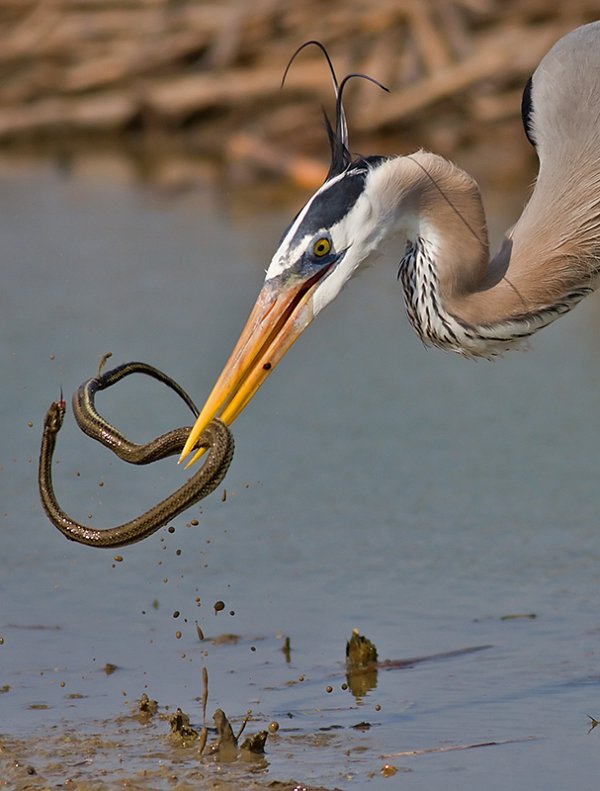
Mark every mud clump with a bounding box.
[168,707,198,747]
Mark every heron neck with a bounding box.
[379,151,596,356]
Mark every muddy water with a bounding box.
[2,153,600,790]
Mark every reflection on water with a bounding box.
[2,151,600,789]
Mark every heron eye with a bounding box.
[313,237,331,257]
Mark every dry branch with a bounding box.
[356,22,570,130]
[0,0,598,178]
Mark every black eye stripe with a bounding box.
[289,168,368,247]
[288,156,389,250]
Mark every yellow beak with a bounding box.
[179,266,331,467]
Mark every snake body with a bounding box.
[38,362,234,548]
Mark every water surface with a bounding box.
[2,154,600,789]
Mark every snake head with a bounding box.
[45,399,66,433]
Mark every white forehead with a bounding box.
[265,172,345,280]
[265,165,369,280]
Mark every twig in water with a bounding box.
[384,736,537,758]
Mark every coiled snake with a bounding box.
[38,361,234,548]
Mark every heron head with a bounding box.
[267,152,390,311]
[180,47,388,465]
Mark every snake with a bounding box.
[38,361,234,548]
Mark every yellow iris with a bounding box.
[313,237,331,257]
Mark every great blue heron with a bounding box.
[180,21,600,467]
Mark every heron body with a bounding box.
[180,21,600,464]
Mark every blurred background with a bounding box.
[4,3,600,788]
[1,0,600,189]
